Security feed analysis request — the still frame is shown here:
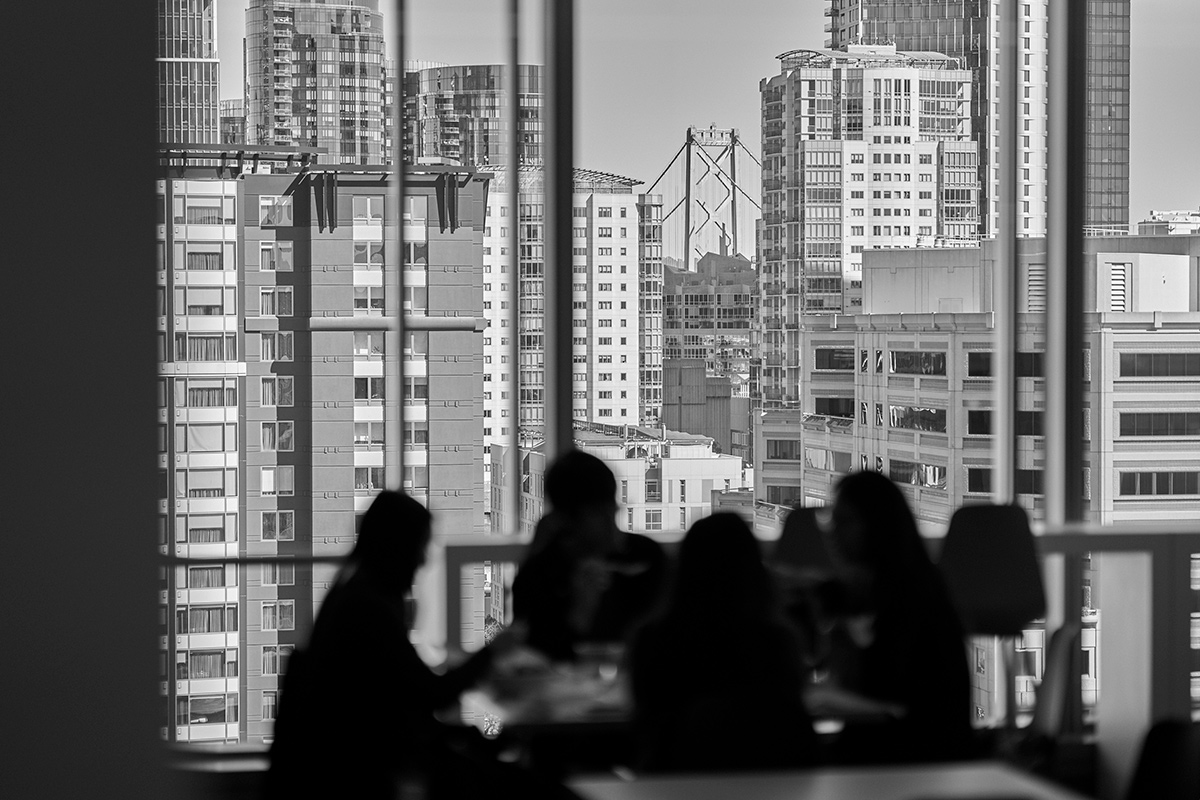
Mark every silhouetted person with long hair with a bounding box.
[630,513,818,772]
[513,450,666,661]
[823,471,971,762]
[265,491,563,799]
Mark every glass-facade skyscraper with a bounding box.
[828,0,1130,234]
[245,0,386,164]
[407,64,545,168]
[157,0,220,143]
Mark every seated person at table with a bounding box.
[266,491,570,800]
[821,471,972,763]
[630,513,819,772]
[512,450,667,662]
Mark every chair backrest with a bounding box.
[938,504,1046,636]
[772,506,834,572]
[1028,621,1082,740]
[1125,719,1200,800]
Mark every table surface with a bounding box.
[568,760,1092,800]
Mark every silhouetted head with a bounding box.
[670,512,774,620]
[351,491,432,590]
[830,471,928,575]
[545,449,618,517]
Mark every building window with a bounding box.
[260,241,294,271]
[261,511,295,542]
[174,423,237,453]
[354,421,386,445]
[353,240,386,267]
[354,286,386,314]
[598,227,612,237]
[260,332,294,362]
[679,480,686,502]
[355,467,386,491]
[260,421,295,452]
[814,348,855,371]
[1119,413,1200,437]
[1119,472,1200,496]
[176,604,238,634]
[353,331,386,357]
[261,377,294,407]
[261,466,294,497]
[261,645,294,676]
[176,468,236,499]
[176,694,238,726]
[1119,353,1200,377]
[176,377,237,408]
[176,333,237,362]
[766,439,801,460]
[259,196,293,227]
[262,561,295,586]
[354,377,385,401]
[889,459,947,489]
[888,406,947,433]
[645,509,662,531]
[261,601,295,632]
[890,350,946,376]
[968,352,993,377]
[352,195,384,223]
[967,468,992,493]
[262,691,278,721]
[814,397,854,418]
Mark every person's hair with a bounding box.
[544,449,617,514]
[664,512,775,623]
[351,491,432,581]
[831,471,942,604]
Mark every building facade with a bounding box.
[754,235,1200,529]
[244,0,386,164]
[478,170,664,499]
[758,45,979,406]
[827,0,1131,235]
[662,359,753,464]
[220,99,246,144]
[664,252,757,379]
[158,147,488,744]
[158,0,220,143]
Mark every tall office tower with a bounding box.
[828,0,1130,235]
[158,146,488,744]
[157,0,220,143]
[407,64,545,168]
[244,0,386,164]
[479,169,663,497]
[220,100,245,144]
[757,45,979,406]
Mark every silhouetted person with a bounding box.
[265,491,555,799]
[630,513,818,772]
[823,471,972,762]
[513,450,666,661]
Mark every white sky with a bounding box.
[217,0,1199,223]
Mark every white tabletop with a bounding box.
[569,761,1091,800]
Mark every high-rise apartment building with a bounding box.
[478,169,664,497]
[158,0,220,143]
[158,146,488,743]
[758,45,979,405]
[828,0,1131,235]
[405,64,545,168]
[244,0,386,164]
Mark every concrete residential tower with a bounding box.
[827,0,1131,235]
[758,45,980,406]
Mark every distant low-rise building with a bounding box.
[1137,209,1200,236]
[491,422,748,539]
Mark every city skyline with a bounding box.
[215,0,1199,225]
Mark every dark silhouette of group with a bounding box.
[266,452,974,797]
